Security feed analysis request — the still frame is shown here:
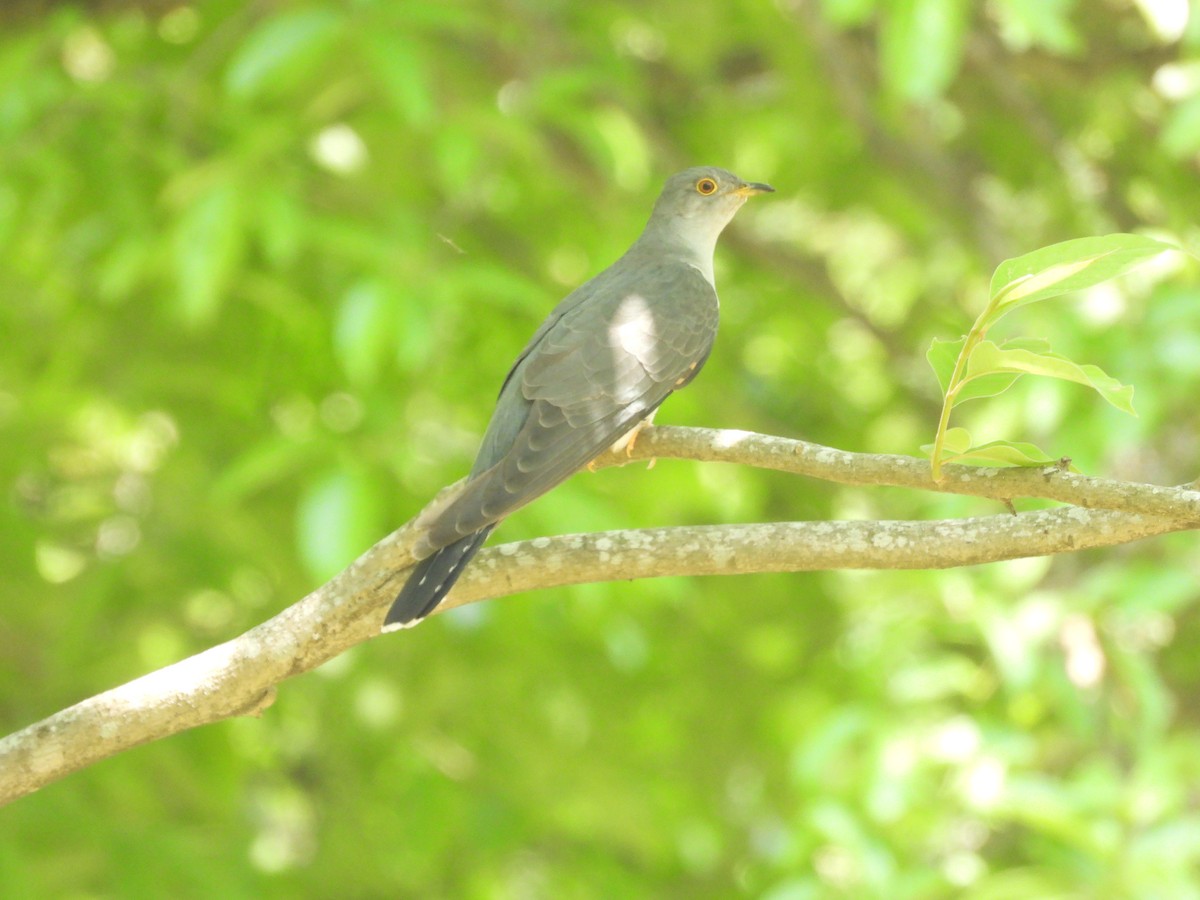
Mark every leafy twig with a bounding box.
[927,234,1174,479]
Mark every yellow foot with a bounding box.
[616,409,657,459]
[587,412,658,471]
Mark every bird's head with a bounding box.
[643,166,774,258]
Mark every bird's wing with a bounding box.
[494,281,592,400]
[420,264,718,549]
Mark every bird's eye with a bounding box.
[695,178,718,195]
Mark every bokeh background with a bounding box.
[4,0,1200,896]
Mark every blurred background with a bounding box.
[3,0,1200,896]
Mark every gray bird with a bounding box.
[384,166,773,629]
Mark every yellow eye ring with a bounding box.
[695,178,718,195]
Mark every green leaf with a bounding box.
[172,182,243,326]
[928,338,1050,393]
[956,371,1023,404]
[947,440,1060,467]
[254,184,303,266]
[927,426,973,457]
[922,432,1060,467]
[996,336,1053,353]
[296,466,385,581]
[880,0,970,102]
[988,234,1174,313]
[926,337,960,395]
[361,32,432,125]
[988,0,1081,54]
[1161,95,1200,159]
[927,337,1022,404]
[967,341,1136,415]
[394,292,432,370]
[224,10,343,100]
[594,106,651,189]
[334,280,395,387]
[820,0,878,27]
[97,238,152,303]
[942,426,972,454]
[212,437,315,503]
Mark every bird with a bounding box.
[383,166,773,629]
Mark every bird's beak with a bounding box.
[734,181,775,197]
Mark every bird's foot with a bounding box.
[586,413,658,472]
[623,425,657,469]
[617,410,657,458]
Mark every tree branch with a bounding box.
[2,426,1196,806]
[599,426,1200,520]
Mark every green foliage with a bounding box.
[224,9,344,101]
[926,235,1173,476]
[880,0,971,102]
[2,0,1200,897]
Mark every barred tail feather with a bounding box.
[383,526,495,629]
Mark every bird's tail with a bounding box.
[383,526,495,629]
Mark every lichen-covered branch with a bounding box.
[599,426,1200,520]
[443,506,1194,610]
[1,426,1196,807]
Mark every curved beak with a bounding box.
[734,181,775,197]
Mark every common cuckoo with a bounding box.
[384,167,773,629]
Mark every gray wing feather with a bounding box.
[420,261,718,551]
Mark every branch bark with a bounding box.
[2,426,1197,806]
[598,426,1200,520]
